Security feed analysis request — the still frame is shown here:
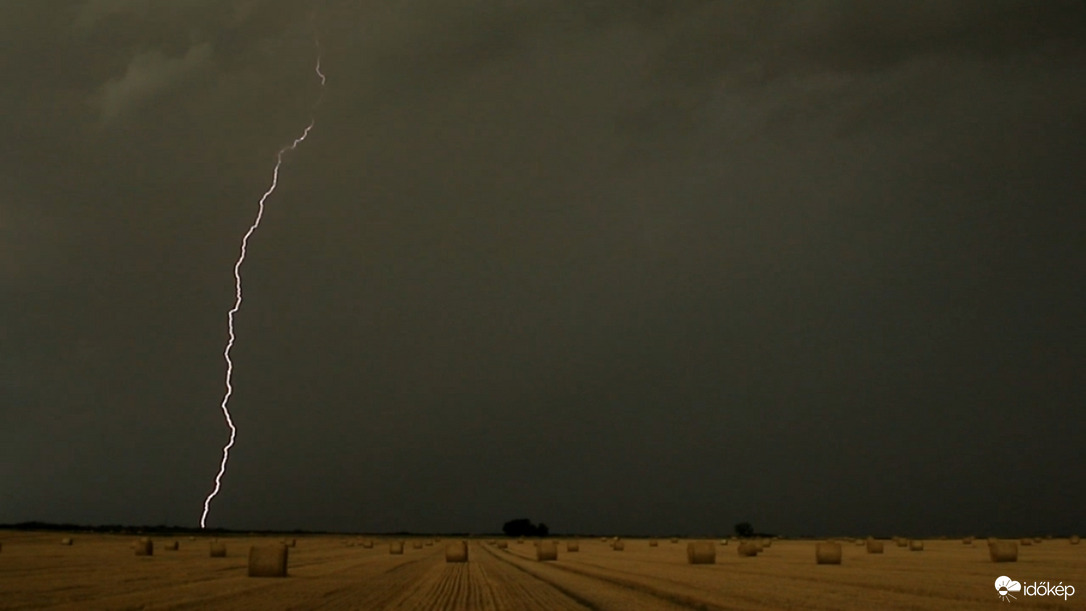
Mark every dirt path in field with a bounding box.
[370,543,587,610]
[482,542,717,610]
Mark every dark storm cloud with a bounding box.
[2,1,1083,535]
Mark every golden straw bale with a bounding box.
[445,541,468,563]
[412,540,423,550]
[989,540,1018,562]
[895,538,908,547]
[497,541,508,550]
[389,541,404,555]
[719,539,729,546]
[1033,537,1042,544]
[963,536,974,544]
[648,540,658,547]
[210,541,227,557]
[566,541,579,552]
[909,540,924,551]
[737,541,760,557]
[61,538,73,546]
[164,541,179,551]
[134,538,153,556]
[1020,538,1032,546]
[686,541,716,564]
[866,539,884,554]
[536,540,557,561]
[248,545,288,577]
[1071,535,1080,544]
[670,538,679,543]
[816,542,842,564]
[612,540,625,551]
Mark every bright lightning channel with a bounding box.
[200,51,326,529]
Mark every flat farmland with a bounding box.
[1,532,1082,609]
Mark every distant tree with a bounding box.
[502,518,549,537]
[734,522,754,538]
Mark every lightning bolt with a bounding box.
[200,43,326,529]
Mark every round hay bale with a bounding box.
[1071,535,1080,545]
[816,542,842,565]
[389,541,405,555]
[648,540,658,547]
[496,541,508,550]
[536,540,558,561]
[988,540,1018,562]
[670,538,679,544]
[566,541,579,552]
[762,539,772,548]
[61,538,73,546]
[895,538,908,547]
[686,541,716,564]
[1019,538,1032,546]
[210,541,227,557]
[412,540,423,550]
[445,541,468,563]
[1032,537,1042,544]
[909,540,924,551]
[737,541,760,557]
[600,537,608,543]
[248,545,288,577]
[518,538,525,545]
[612,540,625,551]
[164,541,179,551]
[962,536,974,545]
[865,539,884,554]
[134,538,153,556]
[719,539,729,546]
[854,539,865,546]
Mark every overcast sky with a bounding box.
[2,1,1083,536]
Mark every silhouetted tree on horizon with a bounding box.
[502,518,549,537]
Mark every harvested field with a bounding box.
[0,532,1083,609]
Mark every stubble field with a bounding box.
[0,531,1082,609]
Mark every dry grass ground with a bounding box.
[0,532,1082,609]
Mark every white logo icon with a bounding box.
[995,576,1021,602]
